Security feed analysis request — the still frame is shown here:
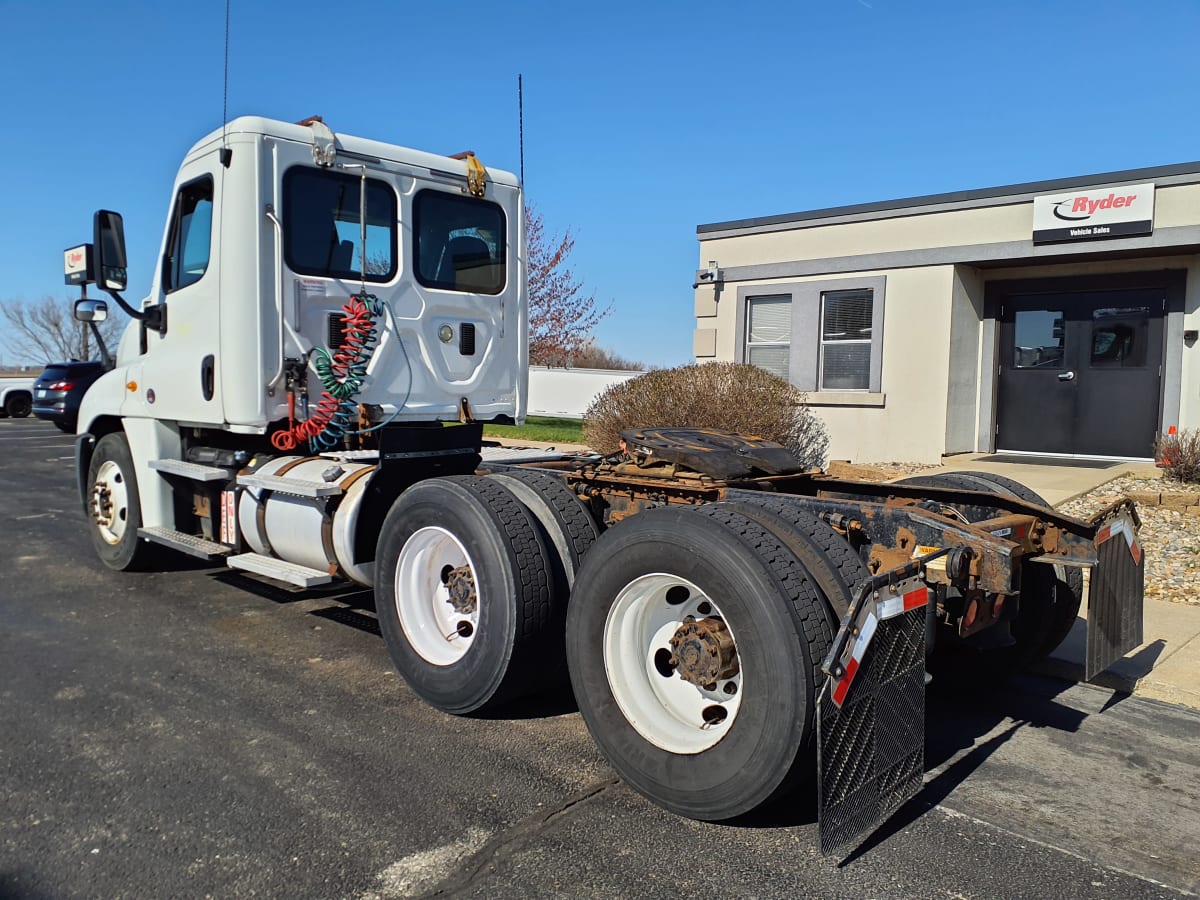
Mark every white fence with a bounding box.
[527,366,644,419]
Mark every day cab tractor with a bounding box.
[66,116,1145,854]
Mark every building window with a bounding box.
[819,289,873,391]
[745,295,791,380]
[736,277,884,394]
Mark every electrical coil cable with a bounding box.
[271,292,383,453]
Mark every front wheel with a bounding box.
[86,433,156,571]
[566,506,832,821]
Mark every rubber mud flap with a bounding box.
[1086,508,1145,681]
[818,579,929,857]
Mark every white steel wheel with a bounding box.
[86,433,158,572]
[91,459,131,546]
[604,573,743,754]
[373,476,560,715]
[395,526,480,666]
[567,506,833,822]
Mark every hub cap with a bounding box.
[90,460,129,545]
[395,527,480,666]
[603,573,743,754]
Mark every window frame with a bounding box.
[818,288,875,392]
[743,294,793,381]
[282,166,398,283]
[163,174,215,295]
[412,188,507,295]
[734,276,886,395]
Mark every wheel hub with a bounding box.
[669,616,739,690]
[92,484,114,528]
[444,565,478,615]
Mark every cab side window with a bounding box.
[164,176,214,294]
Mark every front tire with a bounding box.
[566,506,832,821]
[86,433,155,571]
[374,476,559,714]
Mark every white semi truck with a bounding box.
[67,116,1145,854]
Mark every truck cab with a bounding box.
[81,115,527,438]
[74,116,527,546]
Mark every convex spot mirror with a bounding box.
[93,210,128,292]
[74,299,108,323]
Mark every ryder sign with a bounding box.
[1032,182,1154,244]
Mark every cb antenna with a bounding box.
[219,0,232,168]
[518,73,525,186]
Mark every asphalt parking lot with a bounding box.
[2,417,1198,899]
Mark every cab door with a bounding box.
[138,162,223,423]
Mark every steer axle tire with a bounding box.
[86,432,158,571]
[374,475,559,715]
[566,505,832,821]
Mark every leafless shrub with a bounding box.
[583,362,829,468]
[1155,428,1200,484]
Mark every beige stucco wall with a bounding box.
[697,178,1200,464]
[701,181,1200,265]
[698,267,959,463]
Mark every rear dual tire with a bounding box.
[894,470,1083,662]
[374,475,564,714]
[566,506,837,821]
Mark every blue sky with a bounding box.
[3,0,1200,367]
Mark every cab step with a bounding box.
[226,552,334,588]
[138,526,231,560]
[148,458,231,482]
[237,472,342,497]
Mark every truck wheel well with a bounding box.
[76,416,124,514]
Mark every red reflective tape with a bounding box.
[1096,525,1113,545]
[832,656,859,707]
[903,586,929,611]
[1131,539,1143,565]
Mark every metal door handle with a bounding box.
[1058,371,1075,381]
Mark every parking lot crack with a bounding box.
[422,777,621,898]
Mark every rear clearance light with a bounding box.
[48,381,75,391]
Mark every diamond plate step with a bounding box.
[148,458,230,482]
[138,526,231,560]
[237,473,342,498]
[226,553,334,588]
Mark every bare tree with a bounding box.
[0,295,122,364]
[526,206,610,366]
[566,341,646,371]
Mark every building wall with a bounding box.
[696,172,1200,464]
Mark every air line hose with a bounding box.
[271,292,382,452]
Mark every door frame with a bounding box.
[983,270,1186,456]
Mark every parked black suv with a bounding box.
[33,361,106,433]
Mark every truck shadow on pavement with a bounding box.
[835,671,1109,864]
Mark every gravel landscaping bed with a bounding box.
[1056,474,1199,606]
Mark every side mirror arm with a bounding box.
[104,290,167,335]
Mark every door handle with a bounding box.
[201,354,215,401]
[1057,371,1075,382]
